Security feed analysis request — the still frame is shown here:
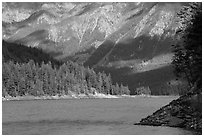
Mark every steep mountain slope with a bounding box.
[3,3,181,58]
[3,2,187,94]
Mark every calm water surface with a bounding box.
[2,97,195,135]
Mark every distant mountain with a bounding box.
[2,2,189,94]
[3,2,182,58]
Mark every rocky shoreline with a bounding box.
[2,93,121,101]
[135,90,202,134]
[2,93,147,101]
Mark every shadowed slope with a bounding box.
[2,40,61,65]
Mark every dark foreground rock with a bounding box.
[135,90,202,134]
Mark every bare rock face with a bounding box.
[3,2,182,60]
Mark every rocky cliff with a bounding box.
[3,2,181,58]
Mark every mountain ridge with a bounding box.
[3,3,181,56]
[2,2,188,94]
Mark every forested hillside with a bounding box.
[2,41,130,97]
[3,40,61,66]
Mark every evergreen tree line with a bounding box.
[2,60,130,97]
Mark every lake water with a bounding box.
[2,97,195,135]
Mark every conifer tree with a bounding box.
[172,2,202,90]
